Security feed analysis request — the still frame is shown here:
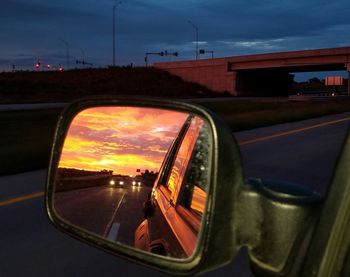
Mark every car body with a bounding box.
[134,114,209,258]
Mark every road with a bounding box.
[0,103,67,111]
[0,112,349,276]
[0,98,286,111]
[236,111,350,196]
[55,185,150,246]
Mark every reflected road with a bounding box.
[55,185,151,246]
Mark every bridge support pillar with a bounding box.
[231,71,238,96]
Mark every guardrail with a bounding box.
[289,94,350,101]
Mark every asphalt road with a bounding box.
[55,185,150,246]
[0,98,286,111]
[1,112,349,277]
[235,111,350,196]
[0,103,67,111]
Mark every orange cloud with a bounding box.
[59,106,188,175]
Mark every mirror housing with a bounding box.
[46,96,323,276]
[46,96,245,275]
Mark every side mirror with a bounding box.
[46,97,244,275]
[46,97,324,276]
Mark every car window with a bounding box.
[165,116,205,204]
[177,120,212,216]
[154,115,192,190]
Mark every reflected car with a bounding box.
[131,179,142,187]
[134,115,210,258]
[109,177,125,187]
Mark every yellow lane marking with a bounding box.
[0,191,44,207]
[2,116,350,207]
[240,116,350,146]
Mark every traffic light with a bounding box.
[199,49,205,54]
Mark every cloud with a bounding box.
[1,0,350,67]
[224,39,286,50]
[59,106,190,175]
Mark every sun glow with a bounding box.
[59,107,188,175]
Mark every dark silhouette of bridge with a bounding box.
[155,47,350,96]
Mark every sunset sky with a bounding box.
[59,106,189,175]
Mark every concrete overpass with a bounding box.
[154,47,350,96]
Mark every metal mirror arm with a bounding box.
[234,178,323,276]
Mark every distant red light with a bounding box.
[35,63,40,69]
[46,64,51,69]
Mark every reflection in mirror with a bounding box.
[54,106,212,259]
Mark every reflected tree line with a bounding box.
[56,167,158,192]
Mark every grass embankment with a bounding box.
[0,67,225,103]
[0,109,60,176]
[2,99,350,176]
[199,99,350,131]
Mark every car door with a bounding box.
[145,115,210,258]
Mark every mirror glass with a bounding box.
[53,106,212,259]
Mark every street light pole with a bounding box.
[80,48,85,63]
[188,20,199,60]
[59,38,70,70]
[113,1,122,66]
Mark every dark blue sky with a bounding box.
[1,0,350,78]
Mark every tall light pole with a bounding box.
[113,1,122,66]
[188,20,199,60]
[80,48,85,63]
[59,38,70,69]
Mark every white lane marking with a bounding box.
[106,222,121,241]
[103,191,126,238]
